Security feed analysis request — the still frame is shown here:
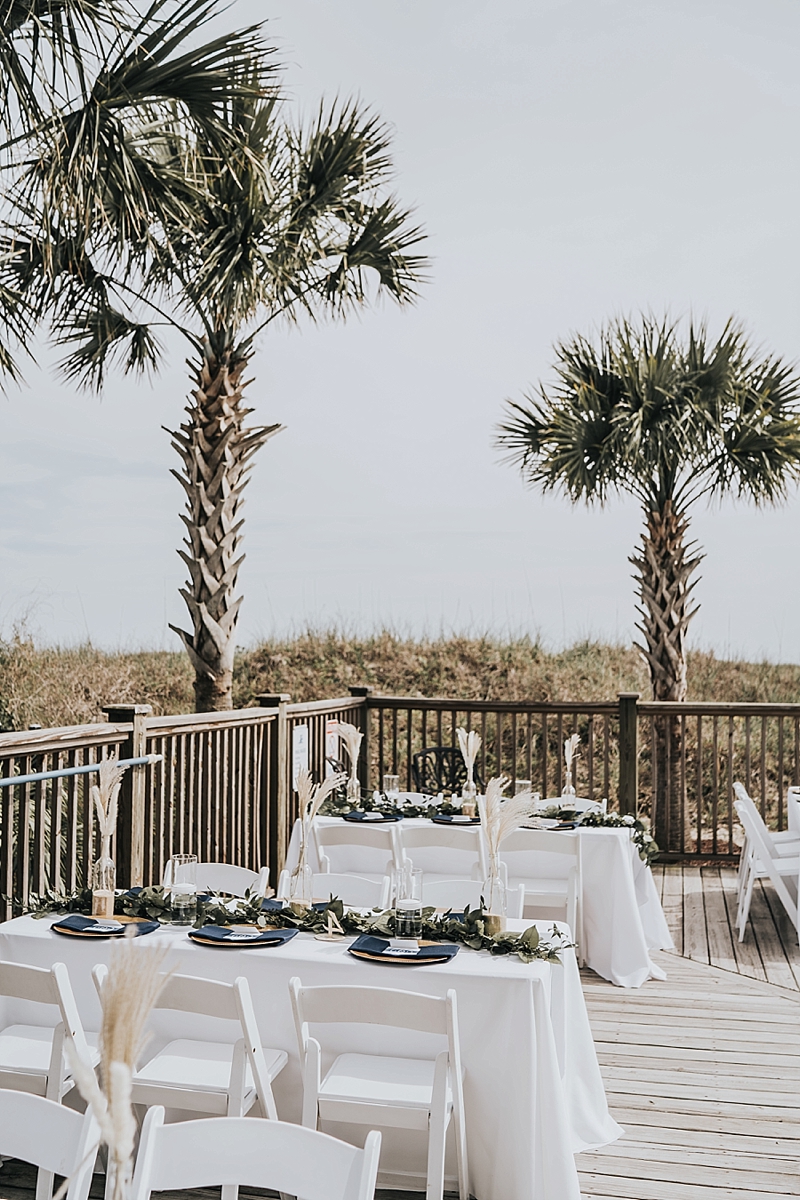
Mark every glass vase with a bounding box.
[289,862,313,909]
[91,839,116,920]
[461,776,478,817]
[482,864,507,934]
[346,773,362,806]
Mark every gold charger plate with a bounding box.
[348,939,456,966]
[51,916,152,938]
[188,924,292,948]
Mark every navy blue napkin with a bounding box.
[188,925,298,946]
[52,914,159,937]
[342,811,402,823]
[430,814,480,825]
[349,934,458,961]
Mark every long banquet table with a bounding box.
[286,816,674,988]
[0,913,621,1200]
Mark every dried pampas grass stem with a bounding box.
[479,776,538,866]
[91,755,129,845]
[66,933,169,1200]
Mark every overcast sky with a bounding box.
[3,0,800,658]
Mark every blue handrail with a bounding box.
[0,755,163,788]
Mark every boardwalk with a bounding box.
[656,863,800,991]
[577,949,800,1199]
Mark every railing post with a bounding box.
[349,687,373,792]
[103,704,152,888]
[258,694,291,886]
[618,693,640,817]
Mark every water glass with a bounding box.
[169,853,198,925]
[394,897,423,939]
[514,779,532,795]
[382,773,400,799]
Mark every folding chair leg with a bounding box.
[35,1168,54,1200]
[738,869,755,942]
[426,1051,449,1200]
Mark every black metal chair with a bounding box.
[411,747,484,796]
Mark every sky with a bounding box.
[3,0,800,659]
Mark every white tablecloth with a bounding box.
[0,914,620,1200]
[286,817,674,988]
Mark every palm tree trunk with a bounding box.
[167,336,282,712]
[630,499,703,850]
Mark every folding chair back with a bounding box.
[277,871,390,909]
[498,828,582,952]
[163,861,267,897]
[131,1106,381,1200]
[421,877,525,918]
[398,824,488,880]
[314,823,403,876]
[0,1089,99,1200]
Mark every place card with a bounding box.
[385,938,420,956]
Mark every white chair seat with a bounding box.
[0,1027,99,1089]
[134,1040,286,1112]
[320,1052,446,1115]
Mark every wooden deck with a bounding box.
[576,864,800,1200]
[656,862,800,991]
[577,949,800,1200]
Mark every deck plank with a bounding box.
[578,905,800,1200]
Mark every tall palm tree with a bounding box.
[0,0,275,381]
[2,47,426,708]
[497,315,800,848]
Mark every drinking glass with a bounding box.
[514,779,532,795]
[382,774,400,799]
[168,853,198,925]
[394,898,423,939]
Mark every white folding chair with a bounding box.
[0,960,98,1105]
[734,792,800,943]
[162,860,269,897]
[131,1106,381,1200]
[277,870,391,909]
[734,783,800,908]
[498,829,582,957]
[0,1089,99,1200]
[421,877,525,919]
[290,980,468,1200]
[398,824,488,884]
[93,967,287,1121]
[314,823,404,881]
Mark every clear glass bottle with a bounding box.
[289,862,313,909]
[346,773,362,805]
[482,864,507,934]
[91,840,116,920]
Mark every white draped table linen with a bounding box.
[286,817,673,987]
[0,914,620,1200]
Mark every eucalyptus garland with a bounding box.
[577,810,659,865]
[319,791,468,819]
[24,886,572,964]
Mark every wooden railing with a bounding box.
[364,694,621,804]
[4,688,800,918]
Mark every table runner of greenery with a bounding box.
[21,888,572,964]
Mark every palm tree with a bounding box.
[0,0,275,381]
[2,41,426,709]
[497,315,800,848]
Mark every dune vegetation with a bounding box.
[2,628,800,732]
